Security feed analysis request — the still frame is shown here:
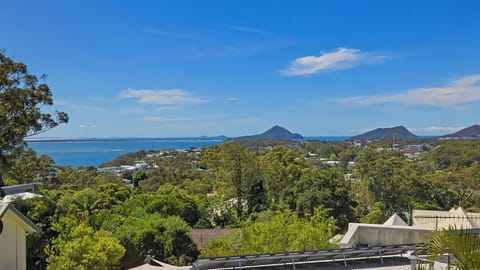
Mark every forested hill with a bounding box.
[440,125,480,139]
[235,125,304,140]
[349,126,418,141]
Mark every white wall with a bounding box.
[340,223,433,248]
[0,211,27,270]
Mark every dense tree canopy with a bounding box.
[47,222,125,270]
[200,209,337,257]
[5,133,480,268]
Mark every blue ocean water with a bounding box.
[27,136,349,167]
[28,139,223,167]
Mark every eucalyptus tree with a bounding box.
[259,145,305,205]
[202,142,263,219]
[0,51,68,193]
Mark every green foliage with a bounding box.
[423,226,480,270]
[0,51,68,191]
[201,209,337,257]
[247,180,267,214]
[144,184,201,226]
[106,212,198,268]
[289,168,355,230]
[355,154,436,219]
[7,132,480,267]
[13,196,57,269]
[132,170,147,188]
[3,147,55,185]
[427,140,480,169]
[360,202,386,224]
[183,177,212,195]
[259,145,306,204]
[206,193,241,227]
[47,223,125,270]
[202,142,264,219]
[99,150,146,167]
[423,165,480,209]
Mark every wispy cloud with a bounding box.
[79,124,97,128]
[115,107,148,115]
[227,25,264,33]
[409,126,465,134]
[141,25,291,59]
[144,114,228,122]
[120,89,208,105]
[155,106,180,111]
[71,105,106,112]
[144,116,191,122]
[338,74,480,108]
[141,28,191,38]
[281,47,387,76]
[225,97,240,101]
[236,117,261,123]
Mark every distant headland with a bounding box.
[348,124,480,141]
[348,126,417,141]
[25,124,480,143]
[234,125,304,141]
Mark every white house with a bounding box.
[0,202,39,270]
[340,207,480,248]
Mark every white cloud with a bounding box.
[227,25,264,33]
[79,124,97,128]
[338,74,480,108]
[144,114,228,122]
[281,47,386,76]
[120,89,208,105]
[409,126,465,134]
[225,97,240,101]
[155,106,180,111]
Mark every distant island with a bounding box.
[25,124,480,143]
[235,125,304,140]
[439,125,480,139]
[349,126,418,141]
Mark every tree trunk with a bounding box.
[0,162,5,197]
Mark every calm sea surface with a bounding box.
[27,136,348,167]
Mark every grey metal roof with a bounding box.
[0,182,39,195]
[193,244,418,270]
[0,202,39,233]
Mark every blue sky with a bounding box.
[2,0,480,137]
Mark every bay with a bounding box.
[27,138,224,167]
[27,136,349,167]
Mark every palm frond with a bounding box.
[426,225,480,270]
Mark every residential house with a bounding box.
[0,202,39,270]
